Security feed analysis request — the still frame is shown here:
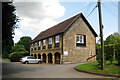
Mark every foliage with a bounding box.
[2,58,10,62]
[9,52,22,62]
[104,32,119,45]
[104,44,115,64]
[9,44,29,62]
[2,2,19,58]
[96,43,101,64]
[75,61,120,74]
[96,32,120,65]
[10,44,29,56]
[17,36,32,52]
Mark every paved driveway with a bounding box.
[2,61,108,78]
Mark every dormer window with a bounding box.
[43,39,46,49]
[76,34,86,46]
[48,37,52,48]
[55,35,60,47]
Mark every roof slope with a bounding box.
[31,13,97,43]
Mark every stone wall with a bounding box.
[63,17,96,63]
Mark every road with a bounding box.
[2,61,108,78]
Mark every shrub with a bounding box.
[9,52,22,62]
[115,45,120,65]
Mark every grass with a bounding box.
[75,61,120,74]
[2,58,10,62]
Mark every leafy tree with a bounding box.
[10,44,29,56]
[104,32,119,45]
[96,32,120,65]
[17,36,32,52]
[2,2,19,58]
[96,43,101,64]
[115,36,120,65]
[9,52,23,62]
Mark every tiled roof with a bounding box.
[31,13,97,43]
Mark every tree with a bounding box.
[2,2,19,58]
[104,32,119,45]
[96,32,120,65]
[17,36,32,52]
[10,44,29,56]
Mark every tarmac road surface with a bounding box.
[2,61,110,78]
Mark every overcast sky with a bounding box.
[13,0,118,43]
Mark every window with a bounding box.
[48,37,52,48]
[31,44,33,51]
[34,42,37,50]
[90,50,93,56]
[76,34,86,46]
[27,57,35,59]
[48,37,52,44]
[38,41,41,50]
[55,35,60,43]
[55,35,60,47]
[43,39,46,49]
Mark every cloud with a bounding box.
[14,29,23,36]
[13,29,23,43]
[13,0,65,32]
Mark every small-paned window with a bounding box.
[48,37,52,48]
[55,35,60,47]
[39,41,41,47]
[31,44,33,51]
[76,34,86,46]
[31,44,33,48]
[43,39,46,49]
[35,42,37,50]
[48,37,52,44]
[38,41,41,50]
[43,40,46,46]
[55,35,60,43]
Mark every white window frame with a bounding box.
[35,42,37,48]
[31,44,33,48]
[76,34,84,44]
[55,35,60,43]
[43,39,46,46]
[38,41,41,47]
[48,37,52,44]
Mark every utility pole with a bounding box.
[98,0,104,70]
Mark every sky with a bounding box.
[13,0,118,43]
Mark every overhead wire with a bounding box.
[101,3,118,18]
[86,4,98,18]
[111,2,118,8]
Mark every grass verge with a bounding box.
[75,61,120,75]
[2,58,10,62]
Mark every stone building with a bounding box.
[30,13,98,64]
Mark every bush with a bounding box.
[9,52,22,62]
[115,45,120,65]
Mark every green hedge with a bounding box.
[9,52,23,62]
[96,44,120,65]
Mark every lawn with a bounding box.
[2,58,10,62]
[75,61,120,75]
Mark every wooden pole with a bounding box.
[98,0,104,70]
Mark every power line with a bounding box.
[72,2,96,15]
[86,4,98,18]
[101,3,118,18]
[111,2,118,8]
